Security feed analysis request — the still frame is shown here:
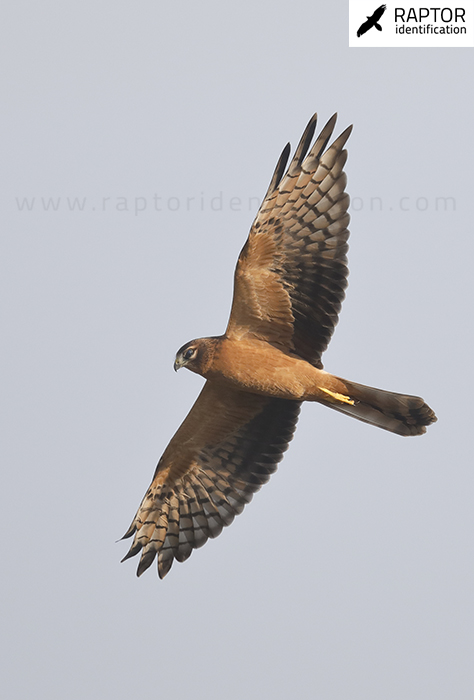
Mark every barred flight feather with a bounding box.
[227,114,352,367]
[122,397,301,578]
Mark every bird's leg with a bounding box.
[319,387,355,405]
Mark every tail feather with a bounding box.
[322,377,437,436]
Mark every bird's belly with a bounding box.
[206,338,328,400]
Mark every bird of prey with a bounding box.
[121,113,436,579]
[357,4,386,37]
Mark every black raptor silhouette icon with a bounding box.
[357,4,387,37]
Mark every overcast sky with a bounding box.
[1,3,473,699]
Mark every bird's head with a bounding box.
[173,337,218,375]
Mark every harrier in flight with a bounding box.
[121,113,436,578]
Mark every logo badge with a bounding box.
[349,1,474,46]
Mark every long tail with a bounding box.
[319,377,437,436]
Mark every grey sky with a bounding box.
[1,2,472,699]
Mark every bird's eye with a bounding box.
[184,347,195,360]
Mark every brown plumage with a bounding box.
[122,113,436,579]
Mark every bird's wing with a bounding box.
[373,4,387,22]
[122,380,300,578]
[357,19,372,36]
[226,114,352,368]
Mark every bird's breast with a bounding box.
[203,337,327,400]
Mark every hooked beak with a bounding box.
[174,357,184,372]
